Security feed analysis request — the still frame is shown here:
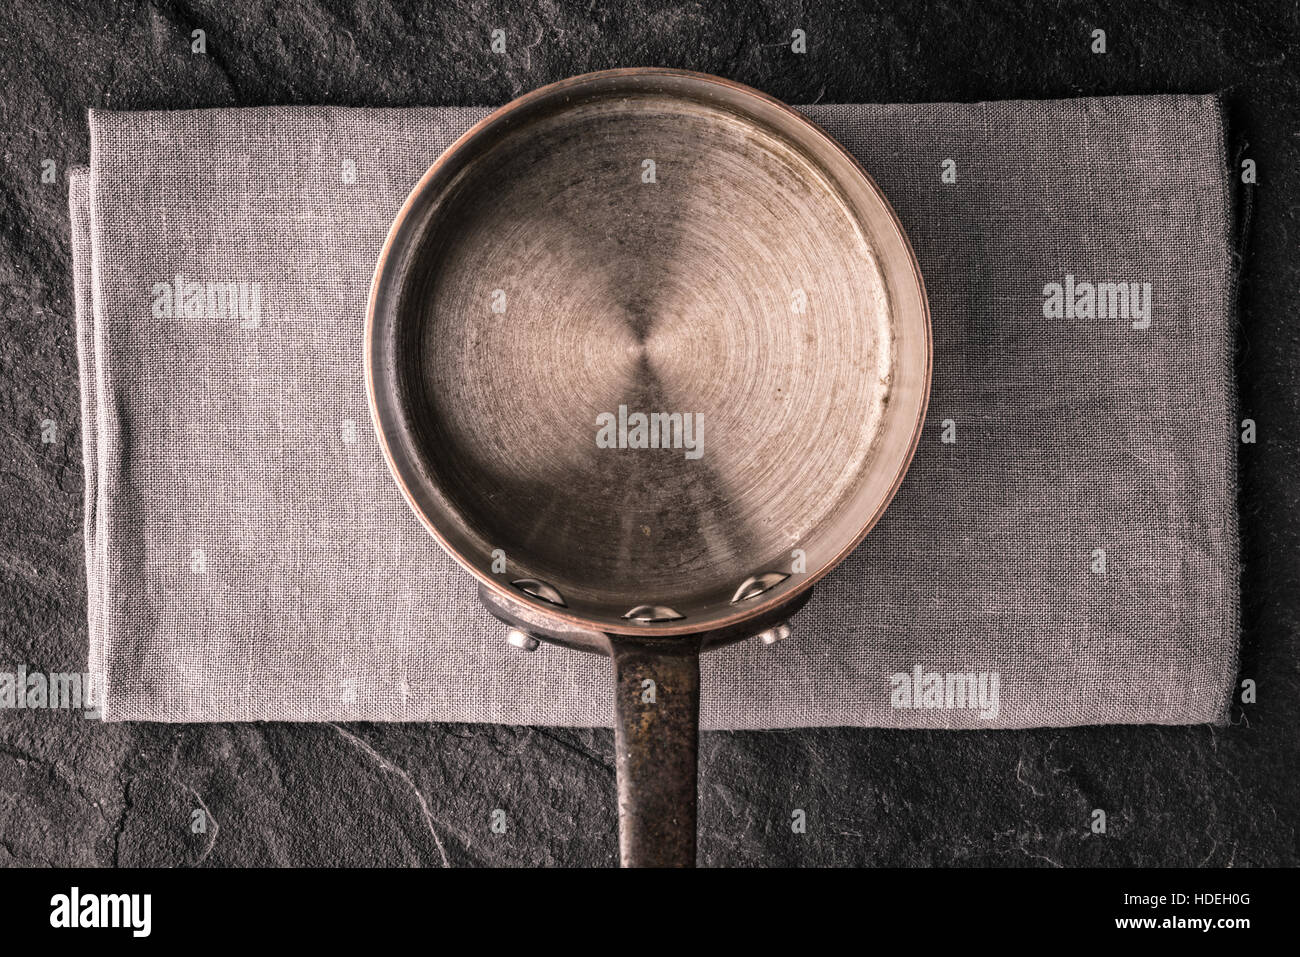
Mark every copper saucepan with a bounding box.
[366,68,931,867]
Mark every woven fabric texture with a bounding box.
[71,96,1239,728]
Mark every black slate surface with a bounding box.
[1,0,1296,867]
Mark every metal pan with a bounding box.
[366,68,931,867]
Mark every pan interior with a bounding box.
[395,91,896,618]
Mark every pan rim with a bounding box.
[365,67,933,639]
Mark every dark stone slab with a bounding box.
[1,0,1295,866]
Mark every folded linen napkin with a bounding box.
[71,94,1240,728]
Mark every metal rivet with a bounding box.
[511,578,567,607]
[622,604,685,623]
[731,571,791,604]
[506,628,541,651]
[758,623,793,645]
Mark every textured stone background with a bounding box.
[1,0,1296,867]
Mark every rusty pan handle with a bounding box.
[609,637,701,867]
[473,581,810,866]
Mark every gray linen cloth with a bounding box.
[71,95,1240,728]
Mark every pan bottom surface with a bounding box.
[398,91,896,615]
